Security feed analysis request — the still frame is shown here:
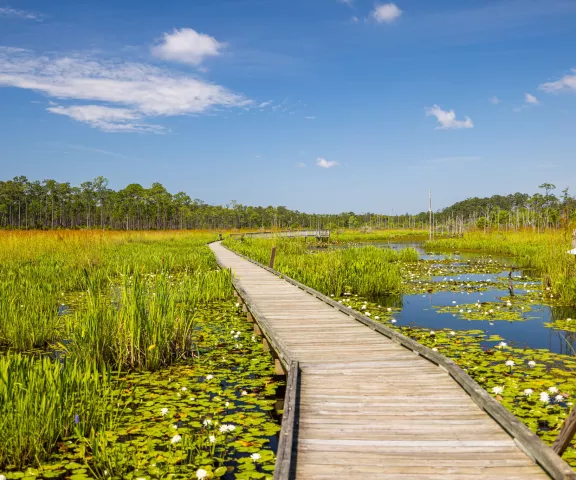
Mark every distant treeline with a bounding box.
[0,177,573,231]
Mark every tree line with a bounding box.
[0,177,573,231]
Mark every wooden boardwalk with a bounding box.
[210,242,575,480]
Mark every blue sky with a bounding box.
[0,0,575,213]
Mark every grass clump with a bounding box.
[0,355,120,470]
[224,237,417,297]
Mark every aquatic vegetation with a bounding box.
[224,237,417,297]
[427,230,576,305]
[0,355,120,470]
[0,232,281,478]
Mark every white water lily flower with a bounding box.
[548,386,559,394]
[361,305,367,310]
[209,434,216,443]
[387,308,392,312]
[450,331,456,336]
[528,361,536,367]
[374,316,380,320]
[219,425,228,433]
[524,389,533,396]
[206,374,213,380]
[172,424,178,429]
[250,453,261,462]
[505,360,515,367]
[181,386,187,392]
[540,392,550,403]
[171,434,182,444]
[497,342,507,349]
[196,469,208,479]
[0,475,6,480]
[430,331,435,335]
[506,301,512,307]
[390,319,397,324]
[203,419,212,426]
[432,347,438,352]
[161,408,169,416]
[555,395,564,402]
[241,390,248,396]
[492,386,504,395]
[365,312,371,316]
[225,401,230,407]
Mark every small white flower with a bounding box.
[0,475,6,480]
[171,434,182,444]
[390,319,397,324]
[203,419,212,426]
[206,374,213,380]
[540,392,550,403]
[172,424,178,429]
[555,395,564,402]
[387,308,392,312]
[506,301,512,307]
[432,347,438,352]
[196,468,209,479]
[181,386,187,392]
[528,361,536,367]
[219,425,228,433]
[505,360,515,367]
[450,331,456,336]
[235,303,240,307]
[524,389,533,396]
[161,408,169,416]
[548,386,559,394]
[374,316,380,320]
[452,301,457,304]
[250,453,261,462]
[492,386,504,395]
[209,434,216,443]
[225,401,230,407]
[497,342,507,349]
[430,331,435,335]
[361,305,366,310]
[365,312,371,316]
[241,390,248,396]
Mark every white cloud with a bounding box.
[316,157,339,168]
[351,16,359,23]
[0,47,249,132]
[151,28,224,65]
[304,116,316,120]
[489,96,501,104]
[425,105,474,129]
[47,105,164,133]
[371,3,402,24]
[258,100,273,108]
[0,7,41,20]
[525,92,539,105]
[540,69,576,93]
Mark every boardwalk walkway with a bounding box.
[210,242,574,479]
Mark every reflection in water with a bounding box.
[364,242,576,356]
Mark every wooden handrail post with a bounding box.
[553,406,576,456]
[269,246,277,269]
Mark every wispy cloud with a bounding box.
[304,116,316,120]
[316,157,339,169]
[489,96,501,104]
[0,46,249,133]
[540,69,576,93]
[62,143,137,159]
[371,3,402,24]
[525,92,539,105]
[151,28,225,66]
[424,156,481,165]
[0,6,42,20]
[258,100,273,109]
[425,105,474,129]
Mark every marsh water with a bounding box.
[346,242,576,355]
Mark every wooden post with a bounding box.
[262,337,271,352]
[553,406,576,456]
[254,323,262,336]
[269,246,277,269]
[246,312,254,323]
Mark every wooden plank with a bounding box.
[210,242,573,480]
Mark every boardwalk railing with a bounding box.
[216,242,576,480]
[229,229,330,240]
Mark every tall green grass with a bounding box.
[224,237,417,297]
[0,355,120,469]
[427,230,576,305]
